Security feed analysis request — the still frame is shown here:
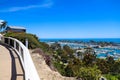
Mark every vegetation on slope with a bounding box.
[46,42,120,80]
[48,43,102,80]
[4,32,47,50]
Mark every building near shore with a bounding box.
[6,26,26,33]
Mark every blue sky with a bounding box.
[0,0,120,38]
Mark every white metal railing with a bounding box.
[0,36,40,80]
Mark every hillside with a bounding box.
[30,50,75,80]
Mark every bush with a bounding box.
[74,65,101,80]
[4,32,46,49]
[65,64,74,77]
[104,74,119,80]
[53,61,66,76]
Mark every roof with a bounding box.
[0,20,5,25]
[8,26,26,30]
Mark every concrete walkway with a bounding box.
[0,43,24,80]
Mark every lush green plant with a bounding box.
[96,58,110,74]
[104,74,119,80]
[74,65,101,80]
[5,32,47,49]
[53,61,66,76]
[64,63,74,77]
[83,53,96,66]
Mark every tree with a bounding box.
[111,60,120,74]
[83,53,96,66]
[63,45,73,53]
[65,64,74,77]
[63,45,74,58]
[96,59,110,74]
[56,48,73,63]
[50,42,61,50]
[106,56,115,74]
[106,56,115,65]
[76,51,83,60]
[84,47,95,55]
[74,65,101,80]
[53,61,66,76]
[0,20,7,32]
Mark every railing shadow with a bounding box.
[0,43,24,80]
[7,47,17,80]
[11,48,25,80]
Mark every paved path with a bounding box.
[0,43,24,80]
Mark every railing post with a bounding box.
[2,37,5,43]
[0,34,2,41]
[8,38,10,45]
[0,34,4,43]
[26,38,28,48]
[14,41,16,49]
[19,46,21,55]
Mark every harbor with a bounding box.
[41,39,120,60]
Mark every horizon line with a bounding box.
[40,38,120,39]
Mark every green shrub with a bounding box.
[53,61,66,76]
[74,65,101,80]
[5,32,44,49]
[104,74,119,80]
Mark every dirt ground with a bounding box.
[30,50,75,80]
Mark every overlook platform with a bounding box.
[0,43,24,80]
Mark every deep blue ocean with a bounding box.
[40,38,120,43]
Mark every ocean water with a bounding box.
[40,38,120,43]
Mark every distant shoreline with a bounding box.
[40,38,120,43]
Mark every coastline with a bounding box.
[40,38,120,43]
[40,38,120,60]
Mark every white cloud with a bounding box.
[0,0,53,12]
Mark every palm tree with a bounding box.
[0,20,7,32]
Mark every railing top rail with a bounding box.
[3,37,40,80]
